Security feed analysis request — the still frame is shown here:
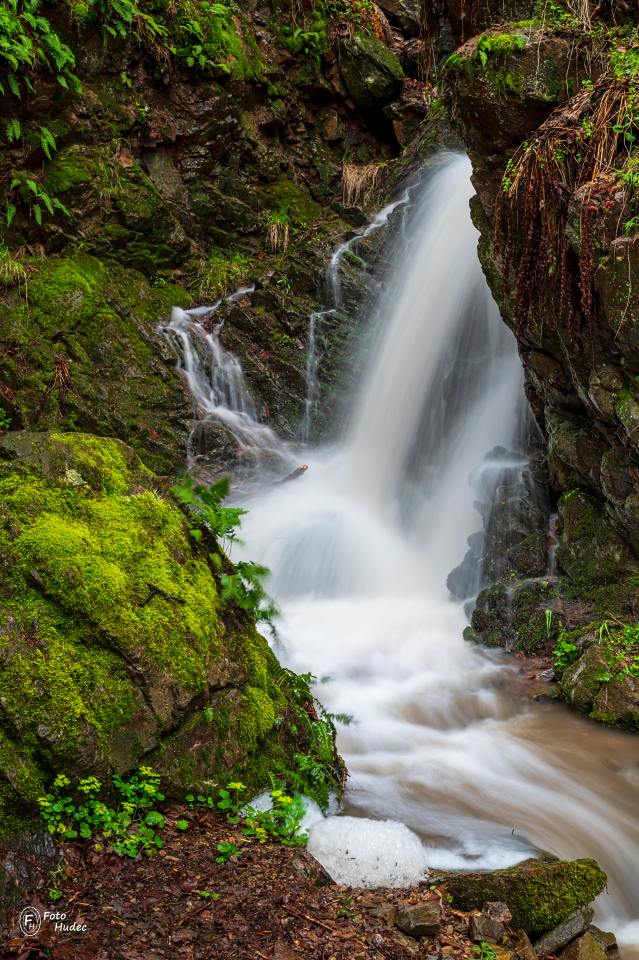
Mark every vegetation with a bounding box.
[39,767,310,862]
[38,768,168,857]
[172,474,279,634]
[186,780,307,847]
[496,35,639,332]
[593,622,639,683]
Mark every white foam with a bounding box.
[307,816,429,888]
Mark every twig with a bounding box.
[284,906,336,933]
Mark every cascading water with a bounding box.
[167,152,639,954]
[159,289,294,481]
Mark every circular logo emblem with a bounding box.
[19,906,41,937]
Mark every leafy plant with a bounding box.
[38,767,168,858]
[553,631,579,670]
[172,475,279,633]
[6,173,71,227]
[0,0,80,98]
[474,943,498,960]
[172,474,245,547]
[0,408,11,431]
[187,781,308,847]
[215,840,243,864]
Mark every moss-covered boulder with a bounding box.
[560,632,639,731]
[338,34,404,111]
[0,256,191,474]
[0,431,342,835]
[438,858,607,935]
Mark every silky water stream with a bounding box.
[164,153,639,952]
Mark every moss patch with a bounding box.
[439,858,607,935]
[0,255,191,473]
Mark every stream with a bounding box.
[163,153,639,955]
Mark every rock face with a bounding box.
[440,4,639,730]
[0,1,429,468]
[437,858,607,935]
[0,431,342,835]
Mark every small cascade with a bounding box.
[547,512,560,576]
[159,289,294,482]
[299,190,411,442]
[327,191,410,308]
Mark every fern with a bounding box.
[172,475,279,633]
[39,124,56,160]
[5,118,21,142]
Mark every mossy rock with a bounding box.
[438,858,607,935]
[557,491,635,587]
[0,255,192,474]
[560,637,639,731]
[0,431,342,834]
[338,33,403,111]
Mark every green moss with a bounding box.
[441,858,607,934]
[0,431,344,828]
[237,686,278,749]
[195,250,250,299]
[1,449,222,689]
[0,254,190,473]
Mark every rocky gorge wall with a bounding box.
[440,1,639,729]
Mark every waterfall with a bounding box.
[231,153,639,949]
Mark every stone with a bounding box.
[436,858,606,935]
[485,902,513,924]
[470,913,505,942]
[560,933,608,960]
[338,34,404,112]
[395,900,442,938]
[587,926,620,960]
[533,908,593,956]
[392,931,421,955]
[0,431,343,832]
[513,931,537,960]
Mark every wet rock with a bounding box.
[469,913,505,942]
[533,908,593,956]
[338,34,404,111]
[588,926,621,960]
[377,0,422,34]
[395,900,442,938]
[437,858,606,935]
[560,932,607,960]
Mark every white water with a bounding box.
[167,152,639,950]
[159,288,294,479]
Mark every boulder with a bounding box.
[437,858,606,935]
[0,431,342,833]
[560,933,608,960]
[470,913,506,942]
[338,34,404,111]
